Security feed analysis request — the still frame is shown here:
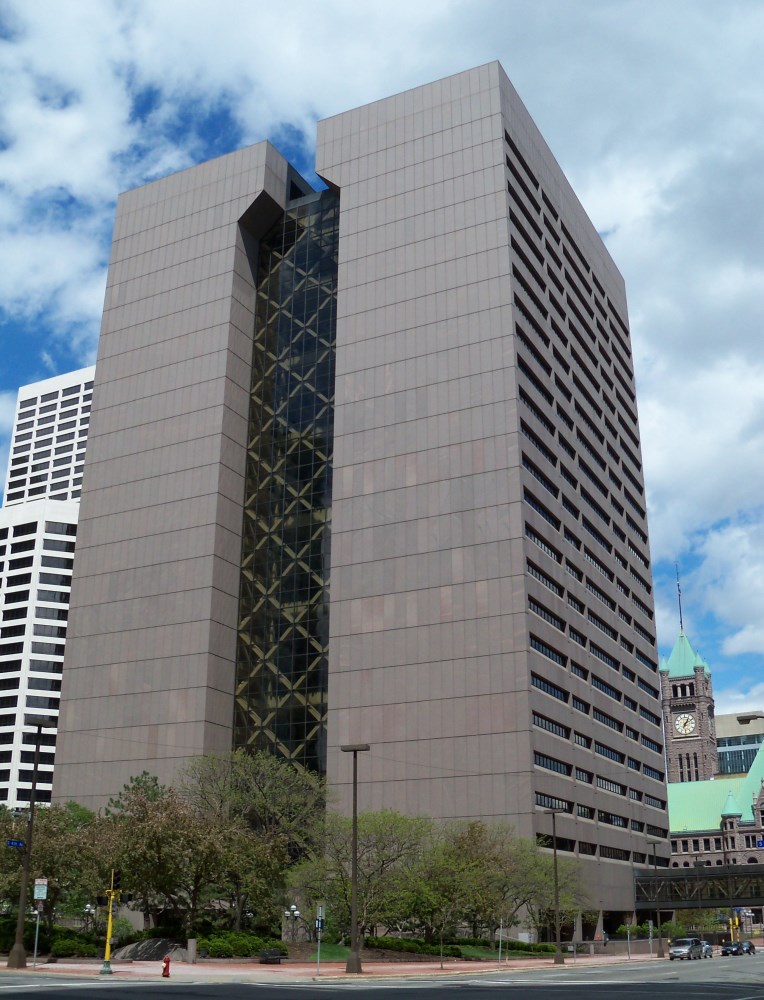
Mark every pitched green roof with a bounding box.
[668,778,744,832]
[668,743,764,833]
[659,630,710,678]
[721,790,742,818]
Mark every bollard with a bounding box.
[162,954,171,978]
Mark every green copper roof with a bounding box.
[668,778,744,832]
[659,630,710,678]
[668,743,764,832]
[721,790,743,818]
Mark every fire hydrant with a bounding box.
[162,955,171,978]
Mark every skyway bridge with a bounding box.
[635,863,764,912]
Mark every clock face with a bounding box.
[675,713,697,736]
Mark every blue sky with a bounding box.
[2,0,764,714]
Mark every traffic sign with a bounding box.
[315,918,325,931]
[6,839,24,849]
[34,878,48,901]
[756,839,764,848]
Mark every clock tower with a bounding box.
[659,629,718,783]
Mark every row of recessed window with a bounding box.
[529,629,661,731]
[15,410,90,435]
[516,343,649,555]
[0,659,63,675]
[532,712,664,782]
[527,582,658,690]
[18,383,92,411]
[503,139,636,403]
[508,232,643,457]
[530,672,663,758]
[522,464,653,600]
[525,521,657,673]
[516,360,651,609]
[527,556,653,649]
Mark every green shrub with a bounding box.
[111,915,139,946]
[50,938,100,958]
[207,939,234,958]
[365,936,462,958]
[447,937,492,948]
[224,932,258,957]
[196,931,287,958]
[494,938,555,954]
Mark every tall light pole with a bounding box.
[284,903,301,941]
[341,743,370,974]
[646,839,665,958]
[7,715,56,969]
[544,808,565,965]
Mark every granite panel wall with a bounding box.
[318,62,664,912]
[53,143,292,807]
[318,62,533,823]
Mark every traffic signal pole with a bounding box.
[100,869,121,975]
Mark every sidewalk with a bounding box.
[0,952,651,984]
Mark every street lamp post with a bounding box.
[646,839,665,958]
[7,715,56,970]
[341,743,370,974]
[284,903,301,941]
[83,904,97,933]
[544,808,565,965]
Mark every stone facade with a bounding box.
[660,651,718,783]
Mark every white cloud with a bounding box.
[2,0,764,703]
[715,684,764,718]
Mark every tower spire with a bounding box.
[676,562,684,632]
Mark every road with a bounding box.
[1,956,763,998]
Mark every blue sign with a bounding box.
[6,839,25,849]
[757,840,764,848]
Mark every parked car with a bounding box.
[721,941,756,956]
[669,937,703,960]
[701,941,714,958]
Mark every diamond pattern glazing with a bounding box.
[234,191,338,773]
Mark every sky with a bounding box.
[1,0,763,715]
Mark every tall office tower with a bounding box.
[54,63,664,921]
[0,367,94,806]
[4,368,95,505]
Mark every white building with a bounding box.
[4,368,95,505]
[0,367,94,807]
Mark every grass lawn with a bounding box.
[310,942,349,961]
[308,942,550,962]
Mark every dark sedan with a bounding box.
[721,941,756,955]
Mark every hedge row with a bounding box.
[365,935,556,956]
[196,931,287,958]
[50,938,100,958]
[365,936,462,958]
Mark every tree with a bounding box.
[0,803,106,935]
[521,843,590,942]
[290,809,434,940]
[401,821,493,965]
[28,802,104,935]
[179,750,327,855]
[178,751,327,930]
[219,822,286,931]
[105,774,191,929]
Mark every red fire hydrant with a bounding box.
[162,955,171,978]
